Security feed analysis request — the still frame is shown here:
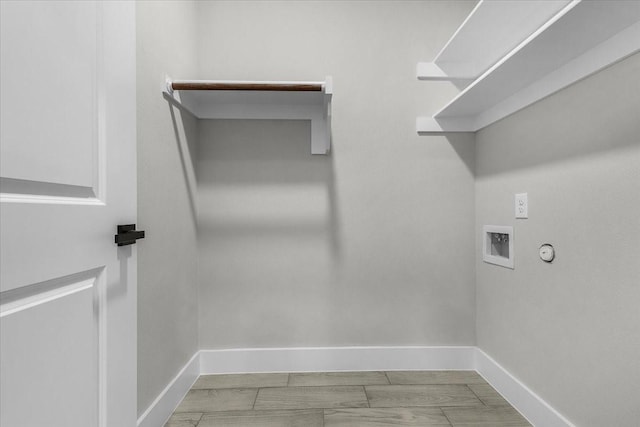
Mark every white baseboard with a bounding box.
[137,351,200,427]
[474,348,574,427]
[199,346,475,374]
[139,346,573,427]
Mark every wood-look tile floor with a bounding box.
[165,371,532,426]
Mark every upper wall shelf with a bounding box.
[164,77,333,155]
[416,0,640,133]
[418,0,571,81]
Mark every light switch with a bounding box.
[515,193,528,219]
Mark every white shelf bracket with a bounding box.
[416,62,475,81]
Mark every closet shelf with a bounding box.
[416,0,640,133]
[163,77,333,155]
[417,1,571,82]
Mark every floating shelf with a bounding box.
[417,0,640,133]
[163,77,333,155]
[417,0,570,81]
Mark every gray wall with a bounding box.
[475,53,640,427]
[195,1,478,349]
[136,1,200,416]
[136,4,639,425]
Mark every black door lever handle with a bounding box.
[115,224,145,246]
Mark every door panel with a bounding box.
[0,2,137,427]
[0,1,98,188]
[0,272,100,427]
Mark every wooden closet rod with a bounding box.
[171,81,323,92]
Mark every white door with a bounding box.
[0,2,137,427]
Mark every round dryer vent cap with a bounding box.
[539,244,555,262]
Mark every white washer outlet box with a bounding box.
[483,225,514,269]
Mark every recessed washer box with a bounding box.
[483,225,514,269]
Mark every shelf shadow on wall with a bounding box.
[166,98,199,226]
[445,133,476,179]
[164,91,342,263]
[194,119,342,263]
[475,54,640,178]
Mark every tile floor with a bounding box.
[165,371,532,426]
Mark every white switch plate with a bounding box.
[515,193,528,218]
